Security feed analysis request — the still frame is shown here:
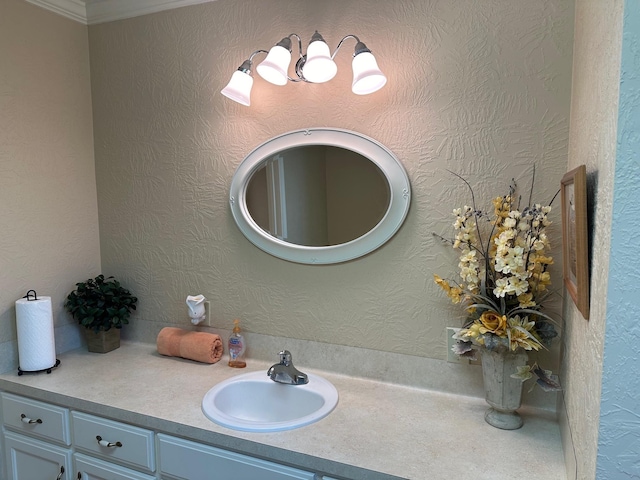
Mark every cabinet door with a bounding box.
[74,453,156,480]
[3,431,71,480]
[158,434,315,480]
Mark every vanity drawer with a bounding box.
[1,392,71,445]
[72,411,155,473]
[158,434,315,480]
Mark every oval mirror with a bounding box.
[229,128,411,264]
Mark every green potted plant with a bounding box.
[65,274,138,353]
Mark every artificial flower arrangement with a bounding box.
[434,173,561,392]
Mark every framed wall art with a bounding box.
[561,165,590,320]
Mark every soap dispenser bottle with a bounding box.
[228,319,246,368]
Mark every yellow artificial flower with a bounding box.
[460,322,485,345]
[447,286,464,304]
[433,274,451,293]
[478,311,508,337]
[508,328,542,351]
[531,271,552,291]
[507,316,543,351]
[532,254,554,265]
[434,275,464,304]
[493,196,510,215]
[517,292,536,308]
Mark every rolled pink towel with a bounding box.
[157,327,184,356]
[157,327,223,364]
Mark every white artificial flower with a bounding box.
[493,277,513,297]
[504,217,517,228]
[511,277,530,296]
[495,247,525,274]
[533,239,546,251]
[495,230,514,247]
[518,221,530,232]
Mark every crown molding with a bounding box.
[85,0,217,25]
[25,0,219,25]
[25,0,87,23]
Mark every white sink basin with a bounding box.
[202,370,339,432]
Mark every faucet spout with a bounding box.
[267,350,309,385]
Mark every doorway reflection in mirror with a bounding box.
[246,146,390,247]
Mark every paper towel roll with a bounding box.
[15,295,57,372]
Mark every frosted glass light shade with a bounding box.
[302,40,337,83]
[256,45,292,86]
[221,70,253,106]
[351,52,387,95]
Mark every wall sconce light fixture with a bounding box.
[221,31,387,106]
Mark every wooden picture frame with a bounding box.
[561,165,590,320]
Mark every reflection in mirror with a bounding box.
[246,146,390,246]
[229,128,411,264]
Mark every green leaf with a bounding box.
[469,303,499,312]
[510,365,533,382]
[64,274,137,331]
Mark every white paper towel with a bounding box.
[15,295,57,371]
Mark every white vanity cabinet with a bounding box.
[1,392,72,480]
[1,393,338,480]
[157,434,316,480]
[1,393,155,480]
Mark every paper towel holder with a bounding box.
[18,359,61,376]
[16,289,61,376]
[23,289,38,301]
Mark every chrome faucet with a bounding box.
[267,350,309,385]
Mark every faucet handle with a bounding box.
[278,350,292,366]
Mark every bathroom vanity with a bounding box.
[0,342,565,480]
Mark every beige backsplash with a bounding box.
[124,319,558,411]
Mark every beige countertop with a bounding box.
[0,342,566,480]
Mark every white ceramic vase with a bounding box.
[480,347,528,430]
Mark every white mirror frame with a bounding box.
[229,128,411,264]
